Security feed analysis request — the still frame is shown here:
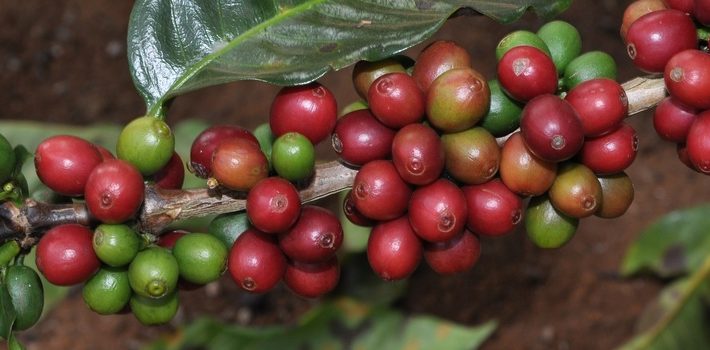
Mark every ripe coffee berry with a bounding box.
[279,205,343,263]
[686,110,710,173]
[152,151,185,190]
[351,160,412,221]
[664,50,710,110]
[342,190,374,226]
[331,109,395,166]
[423,230,481,275]
[284,257,340,298]
[367,216,422,281]
[412,40,472,93]
[565,78,628,137]
[228,228,286,293]
[368,72,425,128]
[247,177,301,233]
[653,97,697,142]
[520,94,585,162]
[85,159,145,224]
[497,46,557,102]
[620,0,667,42]
[189,125,258,178]
[625,9,697,73]
[391,123,444,186]
[35,135,103,197]
[352,57,408,99]
[269,82,337,145]
[463,179,523,237]
[578,123,638,175]
[36,224,100,286]
[211,137,269,191]
[408,179,467,242]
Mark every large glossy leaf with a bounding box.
[620,204,710,278]
[128,0,571,115]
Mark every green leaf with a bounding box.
[618,256,710,350]
[8,332,26,350]
[147,297,496,350]
[620,204,710,278]
[127,0,571,115]
[0,284,17,340]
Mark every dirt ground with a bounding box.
[2,0,709,349]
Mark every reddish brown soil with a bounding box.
[2,1,707,349]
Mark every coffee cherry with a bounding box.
[391,123,444,186]
[95,145,115,161]
[423,230,481,275]
[93,224,141,267]
[128,246,179,298]
[157,229,188,250]
[499,132,557,196]
[676,142,698,172]
[35,135,103,196]
[0,133,15,184]
[5,265,44,330]
[664,50,710,110]
[565,78,628,137]
[463,179,523,237]
[82,266,131,315]
[117,116,175,176]
[253,123,275,170]
[351,160,412,221]
[495,30,551,61]
[497,46,557,102]
[152,152,185,190]
[352,57,408,99]
[36,224,100,286]
[426,67,490,132]
[272,132,315,183]
[368,72,425,128]
[441,127,500,185]
[211,137,269,191]
[332,109,395,166]
[562,51,618,90]
[190,125,258,178]
[130,291,179,326]
[525,195,578,248]
[279,205,343,263]
[228,228,286,293]
[686,110,710,173]
[367,216,422,281]
[247,177,301,234]
[653,97,697,142]
[520,94,584,162]
[173,233,228,285]
[284,257,340,298]
[408,179,467,242]
[578,123,638,175]
[620,0,667,42]
[548,163,603,218]
[597,172,635,218]
[625,9,697,73]
[412,40,472,93]
[85,159,145,224]
[269,82,337,145]
[341,190,374,226]
[478,79,523,137]
[537,20,582,74]
[208,213,251,249]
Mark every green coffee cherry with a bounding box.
[93,224,141,267]
[130,291,179,325]
[128,247,179,298]
[525,195,578,248]
[172,233,228,285]
[563,51,617,90]
[537,20,582,74]
[495,30,551,61]
[5,265,44,331]
[82,266,132,315]
[479,79,524,137]
[117,116,175,176]
[272,132,315,182]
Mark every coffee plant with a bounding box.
[0,0,705,348]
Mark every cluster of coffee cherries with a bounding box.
[622,0,710,172]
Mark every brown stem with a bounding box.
[0,77,667,246]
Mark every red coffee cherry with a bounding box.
[653,96,697,142]
[578,123,639,175]
[565,78,628,137]
[279,206,343,263]
[497,46,558,102]
[331,109,395,166]
[426,67,490,133]
[189,125,258,178]
[367,216,422,281]
[664,0,694,13]
[284,257,340,299]
[228,228,286,293]
[342,190,375,226]
[412,40,472,93]
[368,72,425,128]
[499,132,557,197]
[85,159,145,224]
[625,9,697,73]
[408,179,467,242]
[423,230,481,275]
[269,82,337,145]
[152,152,185,190]
[36,224,100,286]
[676,142,698,172]
[157,230,189,250]
[351,160,412,221]
[664,50,710,110]
[695,0,710,25]
[246,177,301,234]
[520,94,585,162]
[391,123,445,186]
[620,0,668,42]
[95,145,115,161]
[686,111,710,173]
[463,179,523,237]
[35,135,103,197]
[211,138,269,191]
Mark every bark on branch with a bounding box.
[0,77,667,248]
